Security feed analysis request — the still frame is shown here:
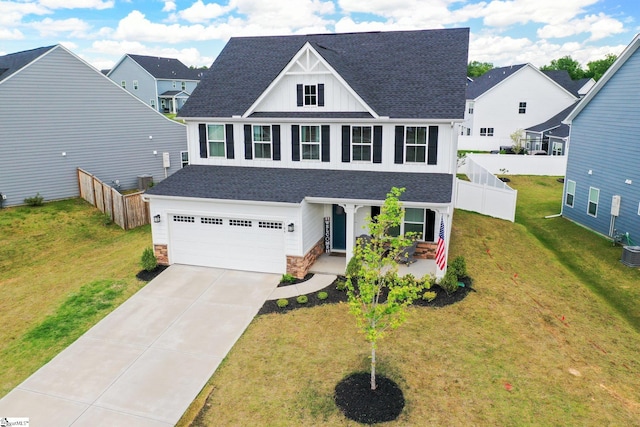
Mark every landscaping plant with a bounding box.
[140,247,158,272]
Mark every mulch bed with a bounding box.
[334,372,405,424]
[135,265,168,281]
[276,273,314,287]
[257,276,474,315]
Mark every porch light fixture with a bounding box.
[153,214,161,223]
[288,223,295,232]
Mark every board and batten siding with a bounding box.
[186,121,457,175]
[300,201,325,256]
[0,46,187,207]
[563,47,640,240]
[107,56,157,110]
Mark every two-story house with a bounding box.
[459,64,594,152]
[107,54,203,113]
[145,28,470,278]
[562,34,640,248]
[0,45,187,208]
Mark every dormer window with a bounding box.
[296,84,325,107]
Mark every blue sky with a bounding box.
[0,0,638,71]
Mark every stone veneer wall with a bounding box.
[154,244,169,265]
[286,238,325,278]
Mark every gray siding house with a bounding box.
[0,45,188,208]
[107,54,203,113]
[562,34,640,244]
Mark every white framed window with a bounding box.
[467,128,471,136]
[468,106,474,114]
[588,187,599,217]
[565,180,576,207]
[180,151,189,168]
[304,85,317,106]
[552,141,563,156]
[150,99,156,109]
[301,125,320,160]
[637,202,640,216]
[352,126,372,161]
[480,127,494,137]
[133,80,138,90]
[253,125,272,159]
[519,102,527,114]
[120,80,126,89]
[405,126,427,163]
[207,124,225,157]
[181,81,186,91]
[404,208,426,240]
[172,81,176,88]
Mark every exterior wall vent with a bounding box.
[621,245,640,267]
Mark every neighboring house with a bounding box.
[145,28,470,278]
[524,102,579,156]
[0,45,188,208]
[107,54,203,113]
[459,63,594,151]
[562,34,640,245]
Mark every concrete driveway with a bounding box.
[0,265,279,426]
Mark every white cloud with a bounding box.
[90,39,214,68]
[38,0,114,10]
[538,13,625,42]
[29,17,92,38]
[162,1,176,12]
[0,28,24,40]
[334,17,390,33]
[178,0,228,23]
[480,0,600,27]
[230,0,335,31]
[0,1,51,28]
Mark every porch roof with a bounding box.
[147,165,453,204]
[159,90,189,98]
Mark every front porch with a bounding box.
[309,252,438,279]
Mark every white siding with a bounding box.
[300,201,325,254]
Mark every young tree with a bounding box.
[510,129,526,154]
[346,187,424,390]
[541,56,585,80]
[467,60,493,77]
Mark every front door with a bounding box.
[332,204,346,250]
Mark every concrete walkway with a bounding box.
[268,273,337,300]
[0,265,280,426]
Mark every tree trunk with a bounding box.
[371,341,377,390]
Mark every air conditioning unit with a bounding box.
[621,246,640,267]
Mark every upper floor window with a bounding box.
[172,81,176,88]
[253,125,272,159]
[565,180,575,207]
[405,126,427,162]
[133,80,138,90]
[468,106,474,114]
[150,99,156,109]
[304,85,317,106]
[480,127,494,137]
[301,125,320,160]
[352,126,372,161]
[181,151,189,168]
[120,80,126,89]
[588,187,599,217]
[207,124,225,157]
[519,102,527,114]
[181,81,186,91]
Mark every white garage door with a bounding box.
[169,214,286,273]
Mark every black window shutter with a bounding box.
[318,84,325,106]
[341,125,350,163]
[225,124,234,159]
[394,126,404,164]
[272,125,281,161]
[321,125,330,162]
[244,124,252,160]
[291,125,300,161]
[199,123,207,158]
[373,125,382,164]
[428,125,439,165]
[425,210,436,241]
[296,84,303,106]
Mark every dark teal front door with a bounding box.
[332,204,346,250]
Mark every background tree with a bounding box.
[467,60,493,78]
[586,54,617,80]
[540,56,585,80]
[346,187,424,390]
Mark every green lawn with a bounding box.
[0,199,150,397]
[181,176,640,426]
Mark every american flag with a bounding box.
[435,217,446,270]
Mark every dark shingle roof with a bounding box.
[179,28,469,119]
[0,45,56,83]
[146,165,453,204]
[465,64,526,99]
[127,54,202,80]
[542,70,589,97]
[526,101,578,136]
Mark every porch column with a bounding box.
[344,204,365,263]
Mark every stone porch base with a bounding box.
[286,238,325,279]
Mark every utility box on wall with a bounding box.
[137,174,153,191]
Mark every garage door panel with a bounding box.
[169,215,285,273]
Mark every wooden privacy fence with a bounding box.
[77,168,149,230]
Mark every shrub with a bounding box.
[317,291,328,300]
[24,193,44,207]
[421,274,436,290]
[276,299,289,308]
[296,295,309,304]
[439,269,459,295]
[280,273,296,284]
[335,279,347,291]
[140,247,158,272]
[422,291,437,302]
[450,256,468,279]
[345,256,361,278]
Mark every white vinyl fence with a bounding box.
[458,153,567,176]
[455,157,517,222]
